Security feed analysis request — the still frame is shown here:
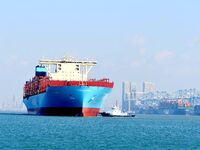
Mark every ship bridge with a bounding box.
[39,56,97,81]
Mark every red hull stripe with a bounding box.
[49,80,114,88]
[82,108,100,117]
[23,77,114,98]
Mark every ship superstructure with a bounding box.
[23,56,114,116]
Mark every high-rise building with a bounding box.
[142,81,156,93]
[122,81,137,112]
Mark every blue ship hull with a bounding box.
[23,86,112,116]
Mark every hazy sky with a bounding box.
[0,0,200,108]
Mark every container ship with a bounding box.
[23,56,114,116]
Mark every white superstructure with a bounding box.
[39,56,97,81]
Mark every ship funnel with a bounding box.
[35,65,47,77]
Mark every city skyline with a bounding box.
[0,1,200,110]
[121,81,200,115]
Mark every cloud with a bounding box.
[131,34,147,56]
[154,50,176,61]
[6,55,29,67]
[19,60,29,66]
[179,53,191,62]
[132,34,146,47]
[131,60,142,68]
[138,47,146,55]
[8,55,18,63]
[185,36,200,49]
[130,59,147,68]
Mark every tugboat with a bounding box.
[100,102,135,117]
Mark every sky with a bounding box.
[0,0,200,109]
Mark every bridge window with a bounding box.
[50,64,57,73]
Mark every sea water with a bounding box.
[0,114,200,150]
